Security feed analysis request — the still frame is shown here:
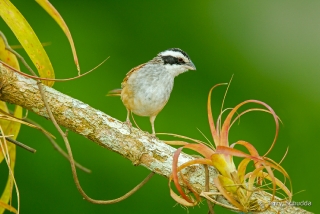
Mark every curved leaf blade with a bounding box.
[0,105,22,214]
[0,0,55,86]
[35,0,80,73]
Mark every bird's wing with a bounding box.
[121,63,147,89]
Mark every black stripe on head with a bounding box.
[162,55,185,65]
[168,48,190,60]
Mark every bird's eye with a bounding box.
[178,58,183,63]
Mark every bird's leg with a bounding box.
[150,115,157,136]
[125,109,132,131]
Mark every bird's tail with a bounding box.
[106,89,122,96]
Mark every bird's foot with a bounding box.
[124,119,132,133]
[149,132,159,140]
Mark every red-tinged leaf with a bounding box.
[231,141,263,169]
[183,143,215,159]
[216,107,233,137]
[263,158,291,179]
[263,165,276,199]
[176,158,214,173]
[172,158,214,197]
[216,146,263,162]
[237,158,251,183]
[207,83,227,145]
[35,0,80,73]
[213,176,244,211]
[179,172,200,202]
[169,187,197,206]
[0,0,55,86]
[230,108,282,129]
[256,171,292,200]
[220,100,279,152]
[171,146,213,205]
[171,147,193,203]
[230,141,259,157]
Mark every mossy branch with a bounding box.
[0,62,312,214]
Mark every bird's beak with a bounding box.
[186,61,196,70]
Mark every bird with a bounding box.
[108,48,196,135]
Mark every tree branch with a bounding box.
[0,62,312,214]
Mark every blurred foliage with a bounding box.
[0,0,318,213]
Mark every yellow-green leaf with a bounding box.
[0,105,22,214]
[0,102,10,132]
[0,200,17,213]
[0,34,20,70]
[0,143,16,214]
[0,0,55,86]
[5,105,23,140]
[36,0,80,73]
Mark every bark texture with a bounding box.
[0,62,312,214]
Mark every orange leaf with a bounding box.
[220,100,279,152]
[170,145,213,205]
[231,141,263,169]
[171,147,193,203]
[207,83,227,145]
[256,171,292,200]
[183,143,215,159]
[216,146,263,162]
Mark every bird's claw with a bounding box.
[124,119,132,133]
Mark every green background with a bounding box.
[0,0,317,213]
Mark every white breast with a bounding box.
[125,64,174,116]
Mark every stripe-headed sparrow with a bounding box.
[108,48,196,135]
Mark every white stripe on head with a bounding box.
[159,50,190,62]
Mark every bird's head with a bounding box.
[156,48,196,77]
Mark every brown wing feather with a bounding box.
[121,63,146,89]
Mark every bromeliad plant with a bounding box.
[168,83,292,212]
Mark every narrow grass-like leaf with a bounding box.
[213,176,244,211]
[170,145,212,205]
[171,147,193,203]
[183,143,215,159]
[256,171,292,200]
[220,100,279,153]
[207,83,227,145]
[237,158,251,183]
[216,146,262,162]
[0,105,22,214]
